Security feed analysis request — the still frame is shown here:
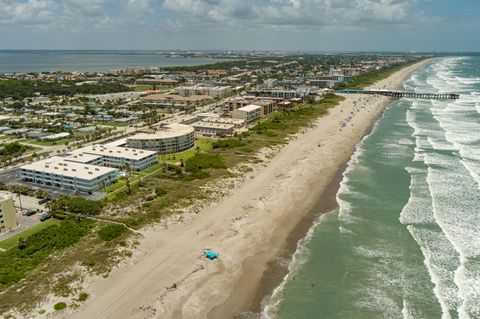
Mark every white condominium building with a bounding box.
[20,157,119,193]
[68,144,158,171]
[126,123,195,155]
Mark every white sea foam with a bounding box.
[402,56,480,318]
[407,225,460,319]
[261,212,333,319]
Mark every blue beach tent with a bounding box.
[204,250,218,260]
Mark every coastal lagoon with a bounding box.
[0,50,225,73]
[266,57,480,318]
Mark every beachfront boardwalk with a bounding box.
[337,89,460,100]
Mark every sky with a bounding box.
[0,0,479,51]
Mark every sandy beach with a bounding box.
[66,60,429,319]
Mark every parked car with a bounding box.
[38,198,51,205]
[23,210,36,216]
[39,213,51,222]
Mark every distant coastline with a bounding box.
[0,50,228,74]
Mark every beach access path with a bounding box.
[67,60,430,319]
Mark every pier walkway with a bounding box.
[336,89,459,100]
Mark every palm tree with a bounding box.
[121,163,132,194]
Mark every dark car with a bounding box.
[38,198,51,205]
[23,210,36,216]
[39,213,51,222]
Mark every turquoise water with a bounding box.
[0,50,224,73]
[265,57,480,319]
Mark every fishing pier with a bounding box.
[337,89,460,100]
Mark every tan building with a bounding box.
[192,122,235,137]
[253,100,276,117]
[0,196,18,233]
[277,101,294,111]
[231,105,262,125]
[225,96,279,112]
[202,117,245,129]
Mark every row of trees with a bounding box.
[0,80,130,99]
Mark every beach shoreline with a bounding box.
[64,60,431,319]
[208,60,430,319]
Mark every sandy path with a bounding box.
[67,61,429,319]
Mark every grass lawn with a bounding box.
[133,85,154,91]
[0,219,61,251]
[102,181,126,193]
[94,121,128,127]
[133,85,173,91]
[25,138,77,146]
[0,135,10,140]
[102,139,213,199]
[161,139,213,163]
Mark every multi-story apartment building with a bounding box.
[68,145,158,171]
[231,105,262,125]
[20,157,119,193]
[192,122,235,137]
[126,124,195,155]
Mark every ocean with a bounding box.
[264,56,480,319]
[0,50,225,73]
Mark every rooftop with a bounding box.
[237,104,262,112]
[142,93,213,103]
[21,157,117,181]
[73,144,157,161]
[128,124,194,141]
[203,117,245,125]
[64,152,102,164]
[192,121,235,130]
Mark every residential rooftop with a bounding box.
[237,104,262,112]
[128,123,194,141]
[21,157,117,181]
[72,144,157,161]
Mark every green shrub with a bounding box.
[52,212,67,220]
[98,224,127,241]
[0,219,95,288]
[185,154,226,173]
[53,302,67,311]
[212,139,246,149]
[77,292,89,302]
[68,197,103,215]
[155,187,168,196]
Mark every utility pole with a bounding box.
[17,193,23,212]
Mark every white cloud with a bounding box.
[162,0,426,30]
[65,0,115,17]
[126,0,153,16]
[0,0,55,25]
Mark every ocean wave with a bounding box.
[261,212,334,319]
